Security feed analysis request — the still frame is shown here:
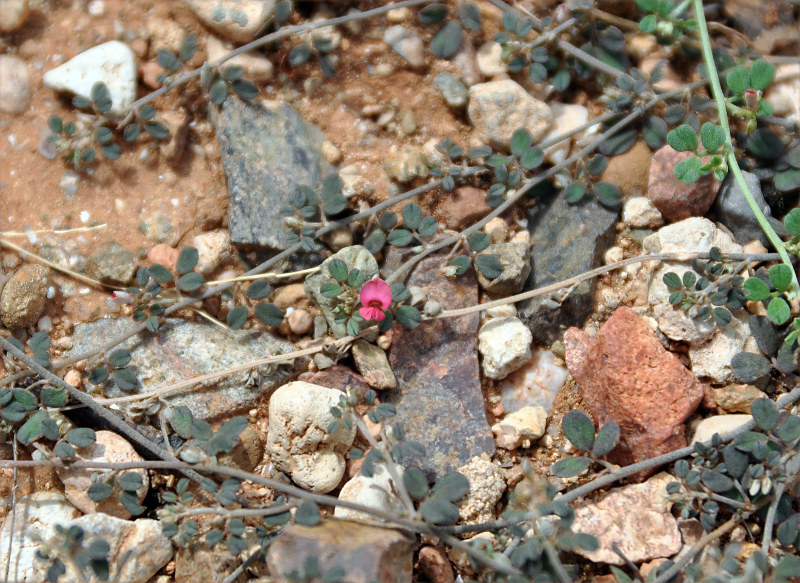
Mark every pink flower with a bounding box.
[744,89,761,111]
[358,278,392,322]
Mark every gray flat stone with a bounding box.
[212,97,336,251]
[69,318,302,421]
[383,249,494,479]
[519,193,617,344]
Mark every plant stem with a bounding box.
[692,0,800,299]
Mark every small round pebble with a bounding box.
[287,308,313,335]
[0,0,29,33]
[0,264,50,330]
[0,55,31,114]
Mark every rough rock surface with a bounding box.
[383,249,495,479]
[267,381,357,493]
[212,98,336,251]
[0,492,80,583]
[0,263,50,330]
[43,41,136,116]
[478,317,532,380]
[571,473,681,565]
[519,193,617,344]
[564,307,705,471]
[68,318,301,421]
[334,462,405,522]
[647,146,718,222]
[713,170,772,246]
[304,245,379,338]
[467,80,550,151]
[267,520,415,583]
[56,430,148,519]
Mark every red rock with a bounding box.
[564,307,704,476]
[436,186,493,231]
[417,546,454,583]
[647,146,719,222]
[147,243,179,272]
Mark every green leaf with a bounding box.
[564,182,587,204]
[328,259,348,282]
[321,282,342,298]
[66,428,96,447]
[743,277,770,301]
[395,305,421,328]
[673,156,702,183]
[148,264,173,283]
[176,247,199,275]
[592,422,620,457]
[551,456,592,477]
[475,254,503,279]
[767,297,791,325]
[226,305,249,330]
[769,264,793,292]
[294,501,320,526]
[113,368,138,391]
[431,471,470,502]
[388,229,413,247]
[289,44,312,66]
[592,182,621,209]
[178,272,205,292]
[561,410,595,451]
[40,388,66,408]
[510,128,533,158]
[247,280,271,300]
[420,498,460,524]
[641,116,667,149]
[108,349,131,369]
[88,483,113,502]
[469,232,490,252]
[701,469,734,493]
[726,66,749,95]
[699,122,726,152]
[750,397,778,431]
[748,59,776,91]
[402,203,423,231]
[254,303,283,326]
[667,124,698,152]
[431,21,463,59]
[417,216,438,238]
[419,3,447,24]
[519,147,544,170]
[403,466,430,499]
[731,352,771,383]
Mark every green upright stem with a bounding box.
[692,0,800,299]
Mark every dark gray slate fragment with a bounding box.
[712,170,772,246]
[383,249,494,479]
[519,193,617,344]
[69,318,302,421]
[212,97,336,250]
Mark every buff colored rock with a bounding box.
[267,381,356,493]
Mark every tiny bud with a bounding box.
[554,4,570,24]
[744,89,760,111]
[112,291,135,305]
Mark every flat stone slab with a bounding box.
[69,318,302,421]
[519,193,617,344]
[383,250,494,479]
[212,97,336,251]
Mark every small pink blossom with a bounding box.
[744,89,761,111]
[358,278,392,322]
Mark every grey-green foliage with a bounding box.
[667,398,800,543]
[551,410,620,478]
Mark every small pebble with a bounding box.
[0,55,32,114]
